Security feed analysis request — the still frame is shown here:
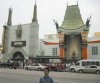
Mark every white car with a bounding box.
[24,63,47,71]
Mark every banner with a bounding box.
[58,33,64,48]
[81,32,88,43]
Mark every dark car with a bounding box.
[0,62,11,68]
[10,62,19,69]
[0,62,19,69]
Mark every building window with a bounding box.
[92,47,98,55]
[48,35,53,39]
[52,48,57,55]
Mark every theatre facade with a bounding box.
[1,3,39,64]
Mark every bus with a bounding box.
[70,59,100,72]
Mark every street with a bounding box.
[0,68,100,83]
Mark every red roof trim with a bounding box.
[88,40,100,43]
[43,41,59,45]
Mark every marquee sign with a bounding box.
[11,41,26,47]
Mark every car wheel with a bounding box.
[96,70,100,74]
[71,69,75,72]
[25,67,29,70]
[38,68,42,71]
[79,70,83,73]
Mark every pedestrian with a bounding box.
[39,68,53,83]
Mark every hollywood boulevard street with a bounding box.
[0,68,100,83]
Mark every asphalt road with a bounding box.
[0,68,100,83]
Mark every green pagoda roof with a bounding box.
[61,5,84,30]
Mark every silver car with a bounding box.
[24,63,47,71]
[75,65,100,74]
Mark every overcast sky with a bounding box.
[0,0,100,44]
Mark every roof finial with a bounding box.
[76,0,79,5]
[53,19,59,30]
[86,15,92,27]
[35,0,36,4]
[66,1,69,7]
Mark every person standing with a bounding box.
[39,68,53,83]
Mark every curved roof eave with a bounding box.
[61,24,85,30]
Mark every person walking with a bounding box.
[39,68,53,83]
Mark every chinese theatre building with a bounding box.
[54,4,91,62]
[2,2,39,64]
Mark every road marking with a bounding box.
[54,80,76,83]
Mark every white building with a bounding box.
[87,33,100,60]
[43,34,59,56]
[38,39,45,56]
[42,34,60,63]
[2,2,39,63]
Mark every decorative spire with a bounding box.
[86,16,92,27]
[67,2,68,7]
[7,8,12,26]
[32,0,38,22]
[53,19,59,30]
[77,0,79,5]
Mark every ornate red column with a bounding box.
[58,33,64,62]
[81,32,88,59]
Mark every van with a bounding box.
[70,59,100,72]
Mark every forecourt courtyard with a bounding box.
[0,68,100,83]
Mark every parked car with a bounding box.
[75,65,100,74]
[0,62,19,69]
[70,59,100,72]
[10,62,19,69]
[0,62,11,68]
[45,63,65,71]
[24,63,47,71]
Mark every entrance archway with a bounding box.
[12,51,25,61]
[11,51,25,68]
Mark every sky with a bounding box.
[0,0,100,44]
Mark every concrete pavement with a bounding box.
[0,68,100,83]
